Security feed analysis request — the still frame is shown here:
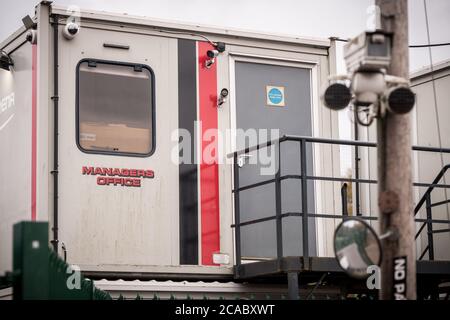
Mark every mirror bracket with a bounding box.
[379,227,398,241]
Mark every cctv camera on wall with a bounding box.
[63,22,80,40]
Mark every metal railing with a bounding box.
[414,164,450,260]
[231,135,450,272]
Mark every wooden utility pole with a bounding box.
[376,0,416,299]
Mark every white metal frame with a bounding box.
[227,52,325,262]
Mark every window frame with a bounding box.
[75,58,156,157]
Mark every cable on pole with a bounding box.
[329,36,450,48]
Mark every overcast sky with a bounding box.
[1,0,449,73]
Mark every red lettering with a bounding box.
[137,170,145,177]
[124,178,133,186]
[84,167,152,187]
[82,166,94,175]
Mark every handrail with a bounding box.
[232,135,450,272]
[413,164,450,260]
[414,164,450,215]
[341,183,349,216]
[228,134,450,158]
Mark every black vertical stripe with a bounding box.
[178,39,198,265]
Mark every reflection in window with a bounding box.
[77,60,154,155]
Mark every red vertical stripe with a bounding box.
[31,44,37,221]
[198,42,220,265]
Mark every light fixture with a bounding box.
[322,82,352,110]
[385,86,415,114]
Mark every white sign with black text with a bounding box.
[393,256,407,300]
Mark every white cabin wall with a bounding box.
[56,27,180,269]
[1,2,339,276]
[411,64,450,260]
[0,42,33,274]
[36,2,53,239]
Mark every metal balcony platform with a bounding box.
[230,136,450,299]
[235,256,450,279]
[234,257,450,299]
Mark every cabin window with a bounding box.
[76,59,155,156]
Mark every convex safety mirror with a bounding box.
[333,218,382,279]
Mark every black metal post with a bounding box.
[300,139,309,270]
[233,153,242,268]
[354,111,361,216]
[287,272,299,300]
[275,142,283,260]
[341,183,348,216]
[426,194,434,260]
[50,15,59,253]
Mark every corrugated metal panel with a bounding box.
[0,287,13,300]
[94,279,291,300]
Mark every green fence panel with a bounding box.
[12,221,112,300]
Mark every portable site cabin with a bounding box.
[0,1,344,280]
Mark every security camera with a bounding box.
[26,30,37,44]
[323,30,413,124]
[351,72,386,106]
[321,81,352,110]
[205,43,226,68]
[220,88,229,98]
[22,15,37,30]
[218,88,229,107]
[207,50,219,58]
[344,31,392,73]
[63,22,80,40]
[205,50,219,68]
[0,51,14,71]
[384,86,415,114]
[215,42,226,53]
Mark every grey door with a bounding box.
[235,61,316,259]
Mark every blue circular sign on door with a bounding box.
[268,88,283,105]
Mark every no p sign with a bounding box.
[393,256,407,300]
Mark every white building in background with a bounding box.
[356,59,450,261]
[410,59,450,260]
